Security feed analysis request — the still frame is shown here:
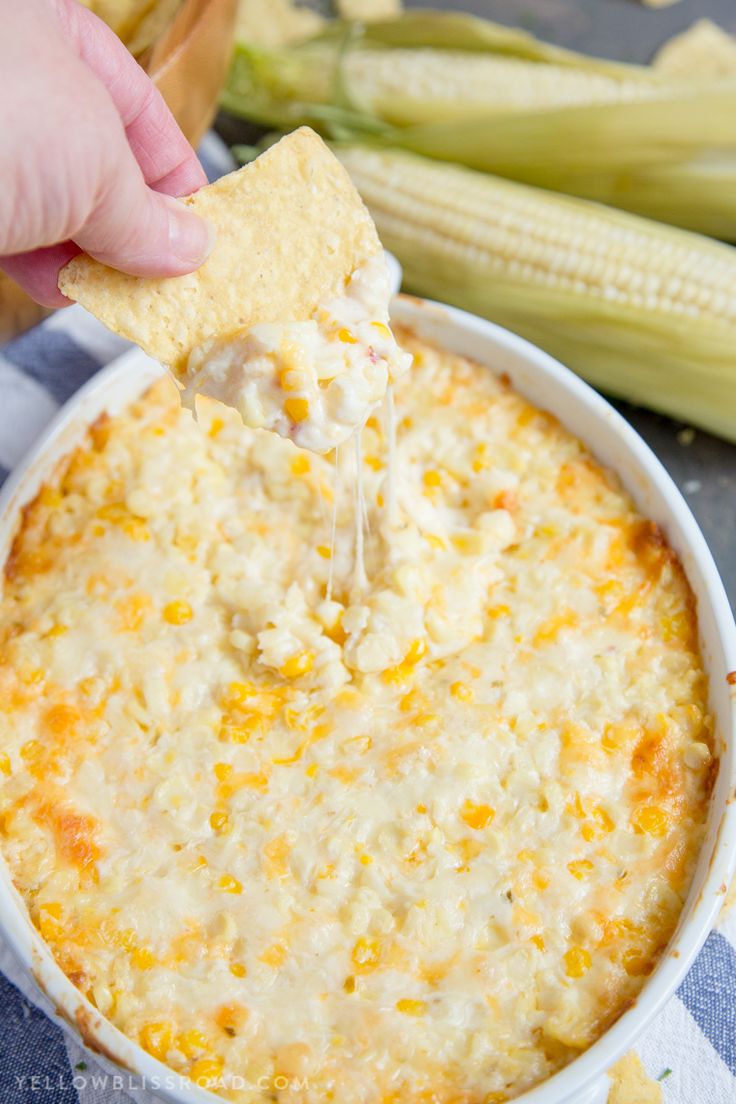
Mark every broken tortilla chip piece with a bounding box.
[58,128,382,374]
[235,0,324,48]
[608,1053,663,1104]
[337,0,403,20]
[653,19,736,77]
[639,0,682,9]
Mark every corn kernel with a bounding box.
[40,487,63,509]
[188,1057,223,1087]
[285,397,309,424]
[533,609,578,646]
[564,946,592,978]
[567,859,593,880]
[592,805,615,835]
[210,811,230,835]
[208,417,224,438]
[404,639,427,665]
[399,688,424,713]
[116,592,151,632]
[423,470,442,488]
[337,328,357,344]
[163,600,193,625]
[230,962,247,978]
[316,545,332,559]
[218,874,242,894]
[395,999,426,1016]
[214,762,232,781]
[121,517,150,541]
[359,853,373,866]
[530,934,545,952]
[0,752,11,776]
[178,1029,209,1057]
[371,321,391,338]
[44,703,82,735]
[631,805,670,838]
[140,1022,173,1062]
[461,800,495,831]
[280,650,315,679]
[130,946,156,970]
[382,663,412,685]
[19,667,44,685]
[241,770,269,791]
[291,453,310,475]
[352,936,382,973]
[215,1002,248,1035]
[450,681,474,703]
[260,942,288,967]
[37,901,62,939]
[487,604,511,621]
[224,681,257,706]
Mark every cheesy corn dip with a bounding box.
[0,327,714,1103]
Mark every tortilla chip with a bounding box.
[639,0,682,8]
[58,128,381,373]
[78,0,158,41]
[126,0,183,56]
[235,0,324,48]
[337,0,403,20]
[608,1053,663,1104]
[653,19,736,77]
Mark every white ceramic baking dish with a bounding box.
[0,294,734,1104]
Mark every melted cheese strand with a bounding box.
[327,444,341,602]
[385,383,397,528]
[353,428,367,595]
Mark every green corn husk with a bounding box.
[333,144,736,441]
[221,11,736,239]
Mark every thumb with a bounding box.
[73,143,213,278]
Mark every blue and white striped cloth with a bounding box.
[0,134,735,1104]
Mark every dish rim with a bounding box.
[0,293,733,1104]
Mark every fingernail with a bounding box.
[164,195,215,269]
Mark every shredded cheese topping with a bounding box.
[0,327,714,1103]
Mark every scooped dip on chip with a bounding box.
[59,128,409,451]
[183,253,410,453]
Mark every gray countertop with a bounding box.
[220,0,736,607]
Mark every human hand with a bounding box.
[0,0,212,308]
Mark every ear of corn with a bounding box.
[222,11,736,238]
[329,49,663,127]
[335,144,736,441]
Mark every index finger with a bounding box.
[52,0,208,196]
